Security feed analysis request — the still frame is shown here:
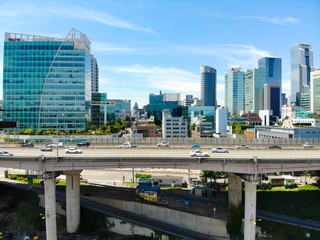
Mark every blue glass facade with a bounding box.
[3,31,91,131]
[259,57,282,116]
[91,93,115,127]
[201,65,216,107]
[258,57,282,85]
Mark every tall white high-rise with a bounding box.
[311,70,320,114]
[225,67,245,116]
[291,43,314,106]
[91,55,99,92]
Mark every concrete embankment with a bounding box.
[82,196,229,238]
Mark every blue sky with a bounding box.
[0,0,319,107]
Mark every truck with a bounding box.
[118,141,138,148]
[303,142,314,148]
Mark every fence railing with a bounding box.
[9,135,320,145]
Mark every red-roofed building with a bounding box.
[241,112,262,126]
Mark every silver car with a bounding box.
[0,151,13,156]
[211,147,229,153]
[157,141,170,147]
[236,144,249,149]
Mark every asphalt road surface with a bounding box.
[2,147,320,159]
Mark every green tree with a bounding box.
[76,130,85,135]
[233,123,243,134]
[190,123,197,131]
[226,204,243,239]
[35,130,43,135]
[24,128,35,135]
[200,171,226,186]
[99,125,107,132]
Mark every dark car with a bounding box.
[21,143,34,147]
[266,145,282,149]
[5,233,13,240]
[76,141,90,147]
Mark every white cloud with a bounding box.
[100,64,230,106]
[179,44,271,70]
[207,12,300,25]
[51,6,156,34]
[92,42,140,54]
[0,2,155,34]
[282,71,291,96]
[239,16,300,25]
[102,64,199,92]
[100,64,200,105]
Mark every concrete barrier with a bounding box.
[82,196,228,238]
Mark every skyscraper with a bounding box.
[245,67,268,113]
[301,85,310,111]
[258,57,282,116]
[291,43,315,106]
[91,55,99,92]
[225,67,245,116]
[3,29,92,130]
[258,57,282,85]
[311,70,320,114]
[264,84,280,116]
[200,65,216,107]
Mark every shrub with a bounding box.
[9,174,17,180]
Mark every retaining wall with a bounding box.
[82,196,229,238]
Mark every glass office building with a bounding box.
[291,43,314,106]
[201,65,216,107]
[258,57,282,85]
[245,67,268,113]
[259,57,282,114]
[225,67,245,116]
[311,70,320,114]
[91,93,116,127]
[3,29,91,131]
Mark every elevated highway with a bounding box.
[1,148,320,174]
[1,148,320,240]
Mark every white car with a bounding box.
[236,144,249,149]
[47,142,65,148]
[157,141,170,147]
[118,141,138,148]
[211,147,229,153]
[0,151,13,156]
[190,150,210,157]
[65,148,82,154]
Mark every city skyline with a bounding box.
[0,0,319,107]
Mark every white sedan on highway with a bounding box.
[0,151,13,156]
[65,148,82,154]
[190,150,210,157]
[211,147,229,153]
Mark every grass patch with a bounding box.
[257,184,320,221]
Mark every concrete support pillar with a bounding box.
[44,178,57,240]
[244,181,257,240]
[228,173,242,207]
[66,170,81,233]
